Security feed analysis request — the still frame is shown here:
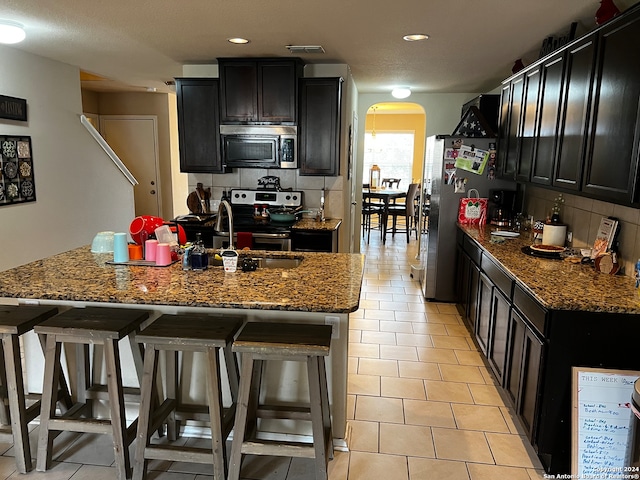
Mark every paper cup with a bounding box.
[145,239,158,262]
[113,233,129,263]
[222,250,238,272]
[155,243,172,266]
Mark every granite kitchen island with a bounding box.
[0,246,365,447]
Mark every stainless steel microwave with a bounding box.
[220,125,297,169]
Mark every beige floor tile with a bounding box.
[486,432,541,468]
[527,468,548,479]
[411,322,448,335]
[416,347,459,364]
[500,407,527,435]
[348,374,380,396]
[432,427,494,463]
[348,342,379,359]
[425,380,474,404]
[425,312,462,324]
[431,335,472,350]
[380,301,412,312]
[467,463,533,480]
[60,465,119,480]
[403,399,455,428]
[455,349,486,366]
[380,320,414,333]
[348,451,408,480]
[395,311,428,322]
[423,303,441,313]
[407,303,427,313]
[350,318,380,331]
[365,309,399,320]
[445,324,472,337]
[398,361,441,381]
[358,299,381,310]
[437,304,460,315]
[396,333,433,347]
[327,450,350,480]
[365,292,395,301]
[358,358,399,377]
[361,330,398,345]
[439,364,487,384]
[346,394,356,420]
[347,420,379,452]
[452,404,510,433]
[480,367,500,385]
[408,457,470,480]
[468,383,507,406]
[380,344,419,361]
[381,376,426,400]
[355,395,405,424]
[379,423,435,458]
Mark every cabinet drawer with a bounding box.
[463,235,482,265]
[513,284,547,337]
[481,255,513,299]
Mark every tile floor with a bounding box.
[0,233,546,479]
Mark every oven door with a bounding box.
[212,232,291,251]
[221,135,280,169]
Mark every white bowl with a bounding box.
[91,231,115,253]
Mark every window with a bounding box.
[363,132,414,188]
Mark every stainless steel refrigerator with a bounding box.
[420,135,516,301]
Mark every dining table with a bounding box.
[362,188,407,244]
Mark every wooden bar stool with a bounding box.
[132,313,243,480]
[35,307,150,480]
[0,304,68,473]
[228,322,333,480]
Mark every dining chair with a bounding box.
[362,184,384,243]
[387,183,420,243]
[381,178,401,190]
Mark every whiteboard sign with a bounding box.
[573,367,640,477]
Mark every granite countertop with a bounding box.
[460,225,640,314]
[292,218,342,231]
[0,247,364,313]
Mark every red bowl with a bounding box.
[129,215,164,245]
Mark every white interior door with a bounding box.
[99,115,161,218]
[349,113,359,253]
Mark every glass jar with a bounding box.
[370,164,381,189]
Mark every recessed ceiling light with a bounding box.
[392,87,411,99]
[228,37,250,44]
[0,20,26,44]
[403,33,429,42]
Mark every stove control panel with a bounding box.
[230,189,303,207]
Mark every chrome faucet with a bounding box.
[215,200,234,248]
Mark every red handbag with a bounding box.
[458,189,487,225]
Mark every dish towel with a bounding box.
[236,232,253,250]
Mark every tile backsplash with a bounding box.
[524,185,640,277]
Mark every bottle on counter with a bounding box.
[190,232,208,270]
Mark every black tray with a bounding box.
[521,246,563,259]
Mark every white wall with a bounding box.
[0,46,135,270]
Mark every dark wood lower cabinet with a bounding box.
[475,273,492,356]
[488,288,510,384]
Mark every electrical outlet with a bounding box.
[567,231,573,243]
[324,316,340,339]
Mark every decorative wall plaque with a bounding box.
[0,95,28,122]
[0,135,36,206]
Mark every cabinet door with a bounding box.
[175,78,223,173]
[532,54,565,185]
[258,61,299,123]
[582,12,640,204]
[475,273,492,355]
[496,82,511,177]
[517,67,541,182]
[488,288,510,383]
[299,78,342,176]
[219,60,258,123]
[553,37,596,191]
[506,308,544,442]
[455,245,470,319]
[504,76,524,180]
[468,262,480,331]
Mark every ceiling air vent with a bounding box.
[285,45,325,54]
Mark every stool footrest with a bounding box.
[257,404,311,420]
[144,444,214,464]
[24,400,42,423]
[241,439,316,458]
[86,385,141,403]
[49,418,113,435]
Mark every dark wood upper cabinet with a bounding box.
[497,77,524,180]
[517,67,541,182]
[175,78,224,173]
[218,58,303,124]
[531,54,565,185]
[299,77,343,176]
[553,37,597,191]
[582,9,640,204]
